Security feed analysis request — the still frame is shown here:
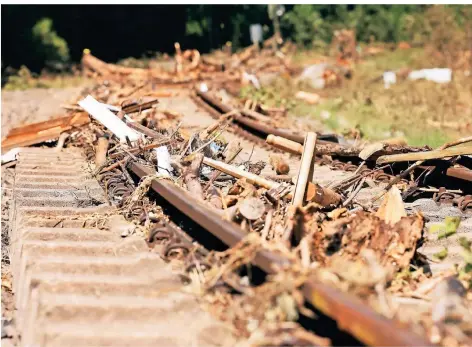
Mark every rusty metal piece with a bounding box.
[185,260,212,274]
[164,243,191,260]
[149,226,174,243]
[343,163,358,172]
[372,171,392,182]
[453,195,472,212]
[445,167,472,183]
[459,195,472,212]
[433,187,456,204]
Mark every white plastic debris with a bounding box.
[297,63,329,89]
[383,71,397,89]
[408,68,452,84]
[242,71,261,90]
[155,146,173,177]
[1,148,20,164]
[199,83,209,93]
[78,95,140,143]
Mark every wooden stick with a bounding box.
[125,119,163,139]
[292,132,317,207]
[122,99,159,114]
[203,157,280,190]
[376,146,472,164]
[266,134,303,155]
[241,108,270,122]
[95,137,109,167]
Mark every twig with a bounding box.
[343,177,366,207]
[260,210,273,240]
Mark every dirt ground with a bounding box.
[1,87,84,139]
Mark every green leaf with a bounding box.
[433,247,448,261]
[428,223,444,234]
[444,216,461,232]
[458,236,471,251]
[433,216,461,239]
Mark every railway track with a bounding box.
[9,147,237,347]
[4,88,471,347]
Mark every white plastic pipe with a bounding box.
[78,95,140,143]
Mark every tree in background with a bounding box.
[31,18,70,69]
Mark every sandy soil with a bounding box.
[1,87,84,139]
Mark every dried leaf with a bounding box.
[375,186,406,225]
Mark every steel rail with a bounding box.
[195,90,472,185]
[130,161,430,347]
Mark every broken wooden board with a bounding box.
[1,112,90,153]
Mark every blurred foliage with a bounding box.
[280,4,469,49]
[3,65,84,91]
[31,18,70,67]
[3,4,470,73]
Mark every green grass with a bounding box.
[2,66,88,91]
[242,48,471,147]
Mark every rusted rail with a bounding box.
[129,162,430,347]
[194,90,472,187]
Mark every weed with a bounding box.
[3,66,87,91]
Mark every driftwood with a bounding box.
[377,146,472,164]
[79,95,141,143]
[121,99,159,114]
[204,143,242,191]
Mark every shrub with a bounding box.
[32,18,70,65]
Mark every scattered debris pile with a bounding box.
[2,44,472,346]
[82,36,294,90]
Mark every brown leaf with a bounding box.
[376,186,406,225]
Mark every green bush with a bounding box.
[282,5,330,47]
[32,18,70,64]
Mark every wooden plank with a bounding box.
[1,113,90,153]
[376,146,472,164]
[5,113,89,137]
